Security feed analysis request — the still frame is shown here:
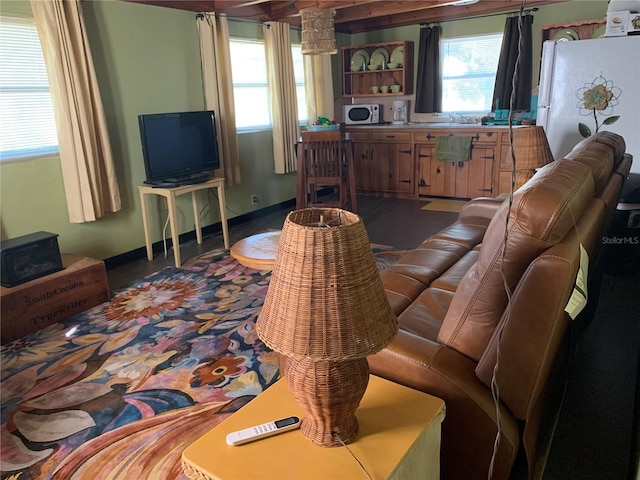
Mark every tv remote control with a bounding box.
[225,416,300,446]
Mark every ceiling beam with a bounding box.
[344,0,568,33]
[121,0,573,32]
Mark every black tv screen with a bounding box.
[138,110,220,185]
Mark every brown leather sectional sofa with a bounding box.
[368,132,632,480]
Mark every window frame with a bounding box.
[228,37,306,133]
[439,32,503,114]
[0,14,59,163]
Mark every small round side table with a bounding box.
[230,231,281,270]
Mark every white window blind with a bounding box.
[0,16,59,161]
[440,33,503,113]
[229,38,306,131]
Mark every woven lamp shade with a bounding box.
[257,207,398,360]
[256,208,398,446]
[508,126,555,188]
[300,8,338,55]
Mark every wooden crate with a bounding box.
[1,254,110,344]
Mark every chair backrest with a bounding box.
[299,131,343,181]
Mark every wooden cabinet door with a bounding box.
[453,146,494,198]
[418,144,494,198]
[369,142,390,191]
[417,145,448,197]
[353,141,371,190]
[391,143,414,194]
[370,142,414,194]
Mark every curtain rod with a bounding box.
[420,7,538,26]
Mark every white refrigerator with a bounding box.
[537,35,640,174]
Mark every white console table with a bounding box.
[138,178,229,267]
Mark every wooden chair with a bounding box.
[296,131,358,213]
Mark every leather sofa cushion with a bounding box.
[437,160,595,362]
[431,250,480,292]
[564,141,613,194]
[397,287,454,340]
[428,217,491,250]
[591,131,626,164]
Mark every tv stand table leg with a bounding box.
[167,190,181,267]
[137,178,229,268]
[191,191,203,245]
[139,188,154,261]
[216,181,230,250]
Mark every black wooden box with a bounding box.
[0,232,64,287]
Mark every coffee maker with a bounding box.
[392,100,409,125]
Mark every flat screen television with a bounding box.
[138,110,220,186]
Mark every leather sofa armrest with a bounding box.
[369,330,509,425]
[368,330,520,480]
[459,196,506,221]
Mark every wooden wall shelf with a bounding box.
[341,41,414,97]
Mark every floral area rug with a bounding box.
[1,245,404,480]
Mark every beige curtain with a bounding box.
[197,13,241,186]
[264,22,300,174]
[303,55,335,127]
[30,0,121,223]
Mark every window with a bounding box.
[0,16,58,161]
[290,44,307,126]
[229,39,306,130]
[440,33,503,113]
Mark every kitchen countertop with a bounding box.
[345,123,516,129]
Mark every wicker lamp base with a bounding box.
[285,357,369,447]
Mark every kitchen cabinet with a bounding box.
[415,131,495,199]
[346,126,512,200]
[352,130,414,197]
[341,41,414,98]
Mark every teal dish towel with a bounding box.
[435,136,473,163]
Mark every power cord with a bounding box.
[488,1,527,478]
[208,189,243,216]
[162,212,171,258]
[331,431,372,480]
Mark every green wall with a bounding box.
[0,0,606,262]
[350,0,608,92]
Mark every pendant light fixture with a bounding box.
[300,7,338,55]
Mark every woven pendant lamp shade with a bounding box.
[257,208,398,446]
[508,126,555,188]
[300,8,338,55]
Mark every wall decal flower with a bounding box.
[575,75,621,138]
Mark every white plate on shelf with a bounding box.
[370,47,389,68]
[350,52,367,72]
[552,28,579,41]
[390,46,404,65]
[353,49,369,63]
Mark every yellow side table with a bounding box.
[182,375,445,480]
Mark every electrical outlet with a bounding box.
[251,194,259,206]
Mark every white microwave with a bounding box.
[344,104,381,125]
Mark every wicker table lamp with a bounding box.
[256,208,398,447]
[508,125,554,189]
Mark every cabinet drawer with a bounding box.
[476,131,498,143]
[347,130,369,141]
[413,130,499,143]
[370,131,412,142]
[413,131,436,143]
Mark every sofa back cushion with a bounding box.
[437,160,595,361]
[564,140,613,195]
